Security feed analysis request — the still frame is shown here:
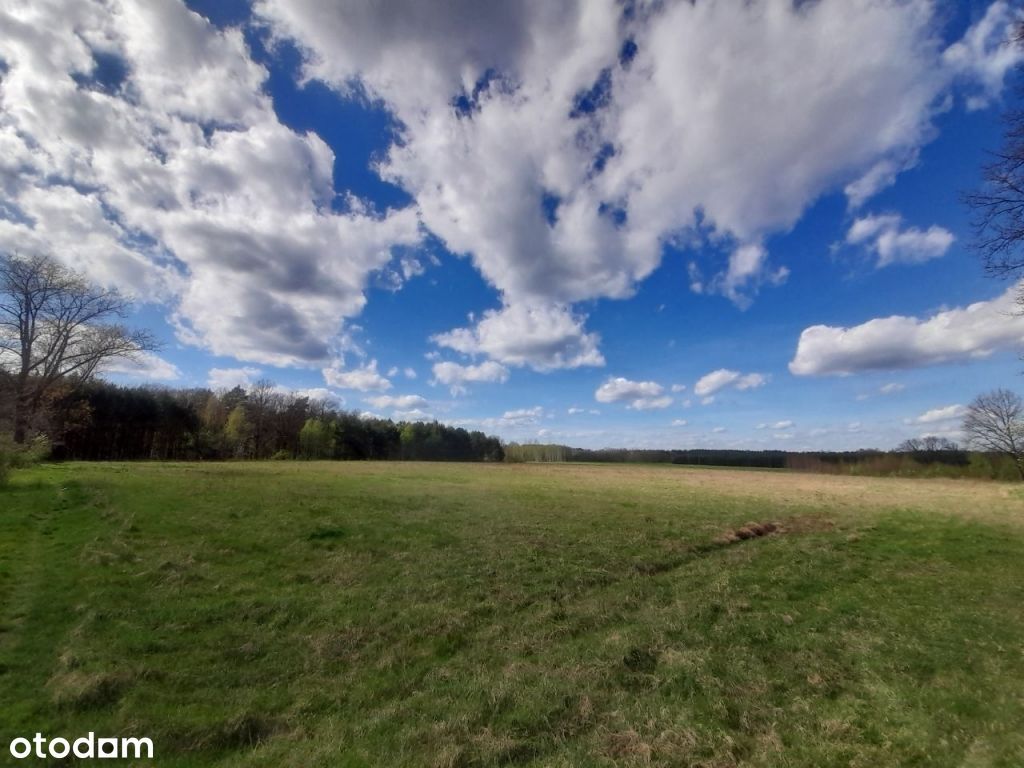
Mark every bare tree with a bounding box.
[247,378,281,458]
[963,388,1024,480]
[966,23,1024,295]
[0,253,157,443]
[897,436,960,453]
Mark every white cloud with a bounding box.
[694,369,768,397]
[0,0,421,369]
[702,243,789,309]
[846,213,954,267]
[907,404,967,425]
[712,427,727,434]
[291,387,344,405]
[392,408,434,422]
[844,152,919,209]
[377,254,428,291]
[944,1,1024,110]
[323,360,392,391]
[567,407,585,415]
[208,366,262,390]
[102,351,181,382]
[594,377,672,410]
[629,396,673,411]
[790,283,1024,375]
[258,0,1004,365]
[433,303,604,371]
[671,419,688,427]
[431,360,510,395]
[880,382,906,395]
[403,367,417,379]
[364,394,428,410]
[757,420,794,430]
[500,406,545,426]
[670,384,687,393]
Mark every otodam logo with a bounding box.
[9,733,153,760]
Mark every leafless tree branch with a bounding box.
[0,253,159,443]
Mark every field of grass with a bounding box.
[1,461,1023,766]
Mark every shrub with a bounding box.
[0,434,51,486]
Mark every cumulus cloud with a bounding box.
[0,0,420,369]
[431,360,510,395]
[258,0,1009,365]
[433,303,604,371]
[4,0,1012,376]
[323,360,392,391]
[846,214,954,267]
[364,394,428,410]
[757,420,794,430]
[208,366,262,390]
[694,369,768,397]
[907,404,967,424]
[944,1,1024,110]
[594,377,672,410]
[291,387,344,405]
[499,407,545,426]
[697,243,790,308]
[392,408,434,422]
[102,351,181,382]
[790,284,1024,375]
[844,152,920,209]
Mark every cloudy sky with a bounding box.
[2,0,1024,449]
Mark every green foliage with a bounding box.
[224,405,253,458]
[0,434,50,486]
[44,380,505,463]
[2,462,1024,766]
[298,418,334,459]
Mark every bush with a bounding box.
[0,434,51,486]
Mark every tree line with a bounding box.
[503,433,1022,481]
[32,379,506,462]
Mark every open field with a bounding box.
[2,462,1023,766]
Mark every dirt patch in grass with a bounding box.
[48,668,136,711]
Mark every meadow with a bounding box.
[1,461,1023,766]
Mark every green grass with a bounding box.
[1,461,1023,766]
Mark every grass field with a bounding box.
[1,462,1023,766]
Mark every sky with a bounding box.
[2,0,1024,450]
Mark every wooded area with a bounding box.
[0,378,505,462]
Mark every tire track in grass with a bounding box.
[0,470,111,736]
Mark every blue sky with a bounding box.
[3,0,1024,449]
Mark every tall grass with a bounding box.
[0,434,51,486]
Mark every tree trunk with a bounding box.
[12,377,30,444]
